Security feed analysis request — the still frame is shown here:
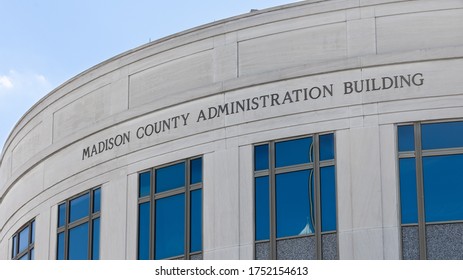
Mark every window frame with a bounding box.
[56,186,101,260]
[253,132,337,260]
[137,156,203,260]
[397,120,463,260]
[11,219,35,260]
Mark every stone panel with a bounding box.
[401,226,419,260]
[129,50,214,109]
[255,242,270,260]
[426,223,463,260]
[100,179,127,260]
[53,83,126,141]
[347,18,376,57]
[0,163,44,233]
[239,145,254,260]
[238,22,347,76]
[190,253,203,260]
[11,121,48,172]
[377,9,463,54]
[322,233,338,260]
[0,151,12,195]
[276,236,316,260]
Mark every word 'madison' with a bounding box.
[82,131,131,160]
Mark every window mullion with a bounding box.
[414,123,427,260]
[64,201,69,260]
[89,190,95,260]
[269,141,277,260]
[185,160,191,260]
[314,134,322,260]
[150,170,155,260]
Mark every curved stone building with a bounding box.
[2,0,463,260]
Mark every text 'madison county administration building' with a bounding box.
[1,0,463,260]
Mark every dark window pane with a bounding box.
[398,125,415,152]
[254,144,269,171]
[155,194,185,259]
[57,232,65,260]
[19,253,28,260]
[93,188,101,213]
[18,226,29,253]
[276,170,314,238]
[255,176,270,241]
[422,121,463,150]
[190,189,202,253]
[139,172,151,198]
[68,222,89,260]
[92,218,100,260]
[31,220,35,243]
[138,202,150,260]
[155,162,185,193]
[190,158,202,184]
[30,248,34,260]
[319,134,335,161]
[69,193,90,223]
[58,203,66,228]
[399,158,418,224]
[12,235,17,258]
[321,166,336,232]
[275,137,313,168]
[423,154,463,222]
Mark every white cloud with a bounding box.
[0,75,13,89]
[0,70,52,96]
[35,74,48,85]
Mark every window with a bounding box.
[138,157,203,260]
[56,187,101,260]
[254,133,337,260]
[11,219,35,260]
[398,121,463,259]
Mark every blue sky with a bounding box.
[0,0,300,150]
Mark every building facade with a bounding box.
[1,0,463,260]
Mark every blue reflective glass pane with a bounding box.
[69,193,90,223]
[276,170,314,238]
[399,158,418,224]
[139,172,151,198]
[92,218,100,260]
[18,226,29,253]
[398,125,415,152]
[190,158,202,185]
[321,166,336,232]
[423,154,463,223]
[255,176,270,240]
[93,188,101,213]
[68,222,89,260]
[422,121,463,150]
[190,190,202,253]
[320,134,335,161]
[275,137,313,168]
[31,221,35,243]
[155,194,185,259]
[155,162,185,193]
[19,253,28,260]
[254,144,269,171]
[12,235,17,258]
[138,202,150,260]
[30,248,34,260]
[58,203,66,228]
[57,232,65,260]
